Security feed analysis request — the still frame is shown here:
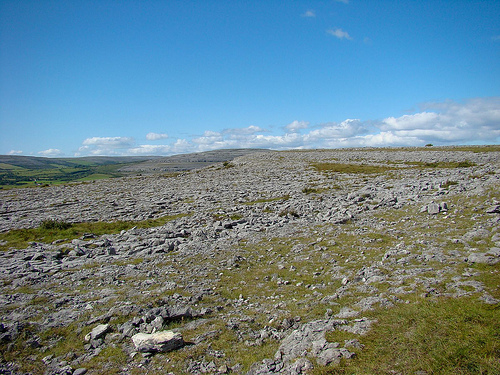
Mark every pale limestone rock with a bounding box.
[131,330,184,353]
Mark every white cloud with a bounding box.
[192,130,224,146]
[79,136,135,156]
[381,112,440,131]
[380,97,500,143]
[302,10,316,18]
[38,149,63,157]
[70,97,498,157]
[171,139,192,153]
[306,119,367,140]
[492,35,500,41]
[335,0,349,3]
[227,132,305,150]
[327,28,353,40]
[8,150,23,155]
[146,132,168,141]
[224,125,264,136]
[285,120,309,133]
[82,136,134,148]
[128,144,172,155]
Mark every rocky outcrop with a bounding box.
[0,148,499,374]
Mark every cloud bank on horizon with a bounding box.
[33,97,495,157]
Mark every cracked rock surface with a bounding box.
[0,148,499,374]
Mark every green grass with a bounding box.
[0,214,190,251]
[0,323,46,374]
[0,162,135,188]
[39,219,73,230]
[0,163,25,170]
[82,346,129,374]
[0,319,90,374]
[303,186,321,194]
[311,163,395,174]
[243,195,291,205]
[441,180,459,189]
[405,160,477,169]
[322,296,500,375]
[77,173,115,181]
[312,183,500,375]
[421,145,500,153]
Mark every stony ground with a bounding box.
[0,148,499,374]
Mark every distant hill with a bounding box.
[119,148,270,173]
[0,150,269,187]
[0,155,161,188]
[0,155,161,170]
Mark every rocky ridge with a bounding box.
[0,148,499,374]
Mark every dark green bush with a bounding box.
[39,219,72,231]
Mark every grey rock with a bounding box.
[246,358,283,374]
[150,316,164,331]
[316,348,343,366]
[85,324,110,341]
[354,296,393,311]
[487,247,500,256]
[339,318,376,335]
[281,358,314,374]
[344,338,364,349]
[192,330,220,344]
[335,307,359,318]
[69,247,86,257]
[486,205,500,214]
[467,253,499,265]
[31,252,46,261]
[427,203,440,215]
[276,319,344,363]
[463,228,491,241]
[480,293,500,305]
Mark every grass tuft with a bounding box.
[323,297,500,375]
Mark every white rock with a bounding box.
[131,330,184,353]
[85,324,110,341]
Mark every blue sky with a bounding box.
[1,0,499,157]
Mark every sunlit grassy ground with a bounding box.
[0,215,189,251]
[319,295,500,375]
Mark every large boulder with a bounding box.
[131,330,184,353]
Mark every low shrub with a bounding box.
[39,219,72,231]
